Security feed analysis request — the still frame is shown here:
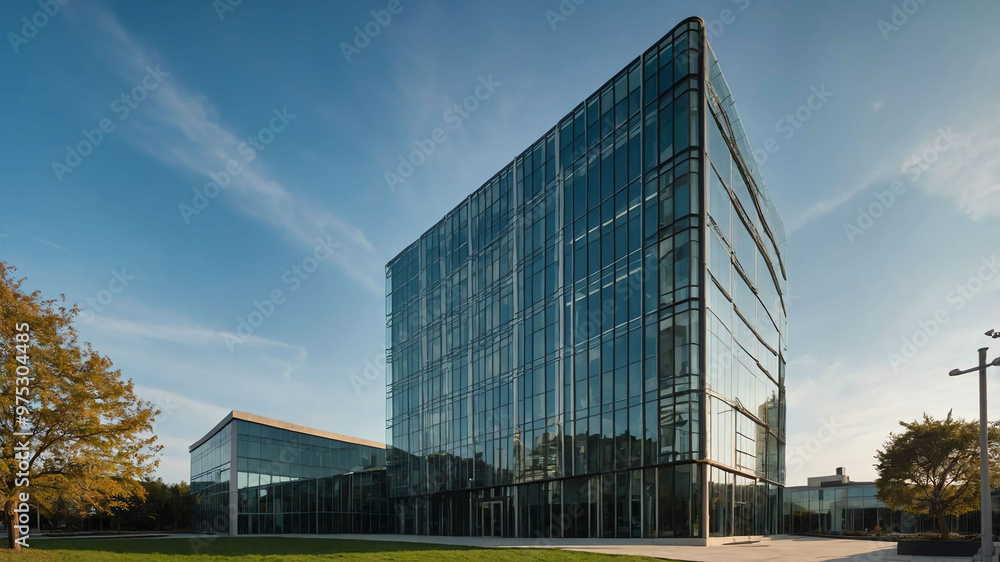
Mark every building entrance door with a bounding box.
[478,500,504,537]
[734,500,751,536]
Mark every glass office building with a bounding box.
[385,17,788,542]
[784,469,1000,537]
[190,410,387,535]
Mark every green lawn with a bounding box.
[3,537,677,561]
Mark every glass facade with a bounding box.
[191,420,233,535]
[190,412,387,535]
[234,418,385,489]
[385,17,788,540]
[784,482,1000,537]
[235,468,387,534]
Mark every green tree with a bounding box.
[135,478,172,530]
[875,411,1000,539]
[0,262,160,550]
[32,477,192,532]
[169,481,193,531]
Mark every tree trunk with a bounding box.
[5,502,21,551]
[936,509,951,539]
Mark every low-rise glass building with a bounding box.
[384,16,788,542]
[190,410,387,535]
[783,468,999,536]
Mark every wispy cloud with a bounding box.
[135,384,229,423]
[28,235,71,252]
[85,310,388,483]
[908,118,1000,221]
[89,315,308,381]
[785,164,895,233]
[84,313,312,482]
[786,117,1000,233]
[133,385,230,483]
[79,5,383,295]
[1,230,72,253]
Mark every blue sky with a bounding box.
[1,0,998,485]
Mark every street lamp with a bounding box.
[948,330,1000,559]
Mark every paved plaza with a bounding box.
[316,533,900,561]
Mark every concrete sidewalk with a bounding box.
[297,533,899,561]
[311,534,998,561]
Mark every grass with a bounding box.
[2,536,678,561]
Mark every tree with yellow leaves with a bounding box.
[875,411,1000,539]
[0,262,160,550]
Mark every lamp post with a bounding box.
[948,329,1000,559]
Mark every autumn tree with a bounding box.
[0,262,160,550]
[875,411,1000,539]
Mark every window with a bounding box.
[709,230,731,294]
[709,167,731,241]
[734,217,755,284]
